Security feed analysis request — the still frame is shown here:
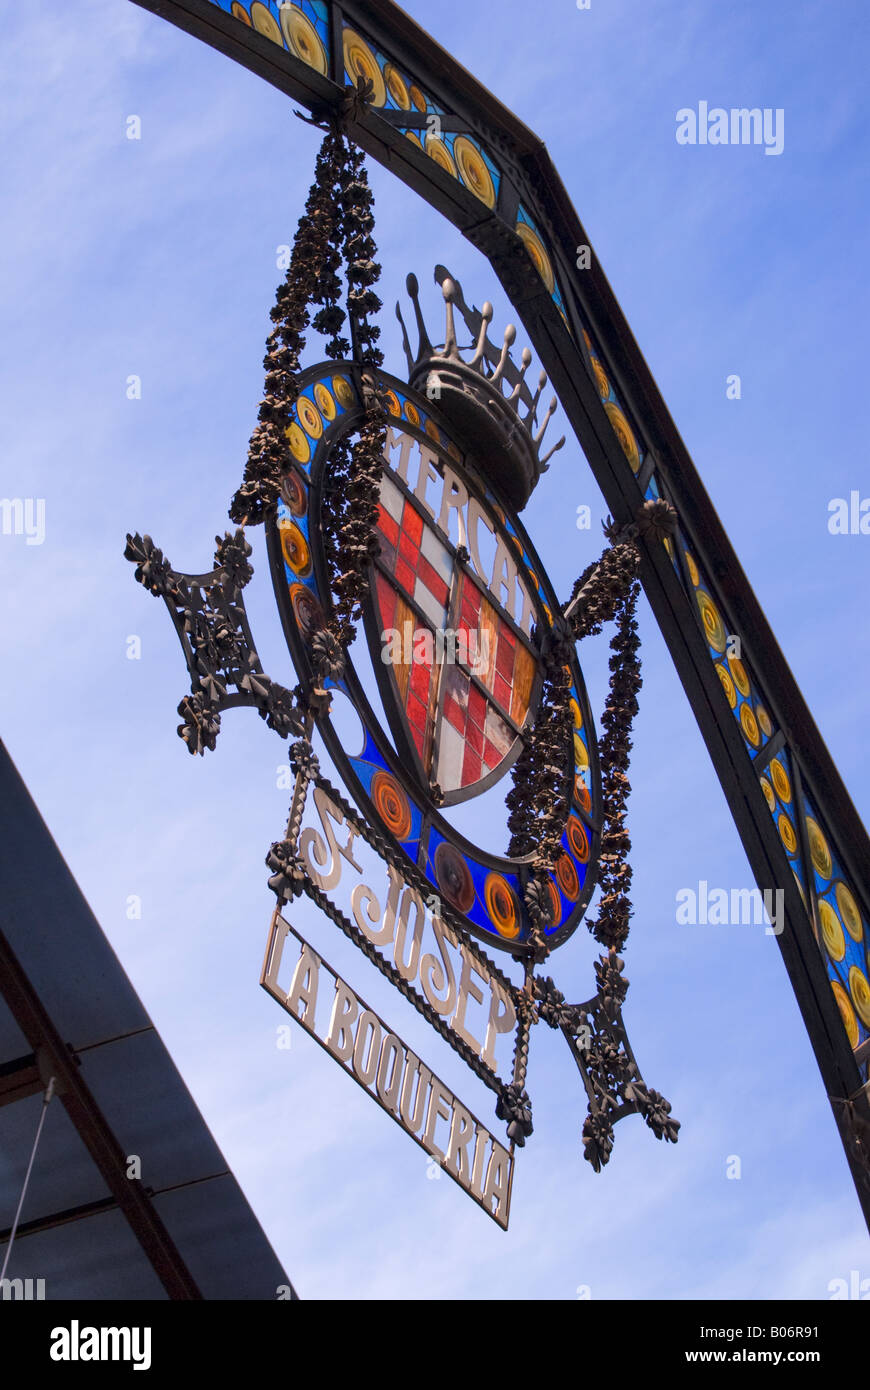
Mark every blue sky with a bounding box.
[2,0,869,1298]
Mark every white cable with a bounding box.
[0,1076,56,1282]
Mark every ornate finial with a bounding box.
[394,266,566,509]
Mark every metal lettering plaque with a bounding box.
[261,909,514,1229]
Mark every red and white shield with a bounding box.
[370,458,539,801]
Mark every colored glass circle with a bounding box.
[289,581,325,641]
[569,697,584,730]
[604,401,641,473]
[285,421,311,465]
[716,663,737,709]
[778,812,797,856]
[280,521,311,576]
[383,389,402,417]
[371,770,412,840]
[592,359,610,401]
[250,2,282,45]
[433,841,475,914]
[685,551,700,587]
[453,136,496,208]
[230,2,252,24]
[832,981,859,1048]
[515,220,555,293]
[756,703,773,738]
[818,899,846,962]
[343,29,386,106]
[806,817,832,880]
[314,382,336,420]
[403,400,420,426]
[740,702,761,748]
[546,880,562,929]
[574,733,589,772]
[769,757,791,804]
[280,469,307,517]
[297,396,323,439]
[484,873,520,939]
[729,655,750,698]
[426,136,458,178]
[555,853,580,902]
[281,5,327,72]
[332,374,355,409]
[850,965,870,1028]
[409,83,427,112]
[835,880,863,943]
[574,775,592,813]
[424,417,441,443]
[567,815,589,864]
[383,61,410,109]
[695,589,727,653]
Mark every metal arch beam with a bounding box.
[130,0,870,1224]
[0,929,204,1300]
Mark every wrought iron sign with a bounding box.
[126,0,870,1226]
[126,114,682,1225]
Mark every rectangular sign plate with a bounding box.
[289,775,522,1089]
[261,909,514,1230]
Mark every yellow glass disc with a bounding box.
[250,2,282,45]
[832,981,859,1048]
[716,663,737,709]
[769,757,791,804]
[695,589,727,653]
[314,382,336,421]
[515,220,555,293]
[604,401,641,473]
[297,396,323,439]
[835,881,864,943]
[806,817,832,880]
[778,812,797,855]
[343,28,386,106]
[849,965,870,1028]
[818,899,845,962]
[453,136,496,208]
[281,5,327,72]
[285,422,310,464]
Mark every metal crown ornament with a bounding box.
[397,266,565,511]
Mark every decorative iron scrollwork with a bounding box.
[124,529,304,754]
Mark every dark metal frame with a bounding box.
[130,0,870,1225]
[0,930,203,1299]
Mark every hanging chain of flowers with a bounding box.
[319,137,387,656]
[225,110,387,687]
[506,499,675,961]
[229,125,348,529]
[583,575,642,953]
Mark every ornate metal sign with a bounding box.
[126,119,680,1229]
[265,276,600,958]
[128,0,870,1233]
